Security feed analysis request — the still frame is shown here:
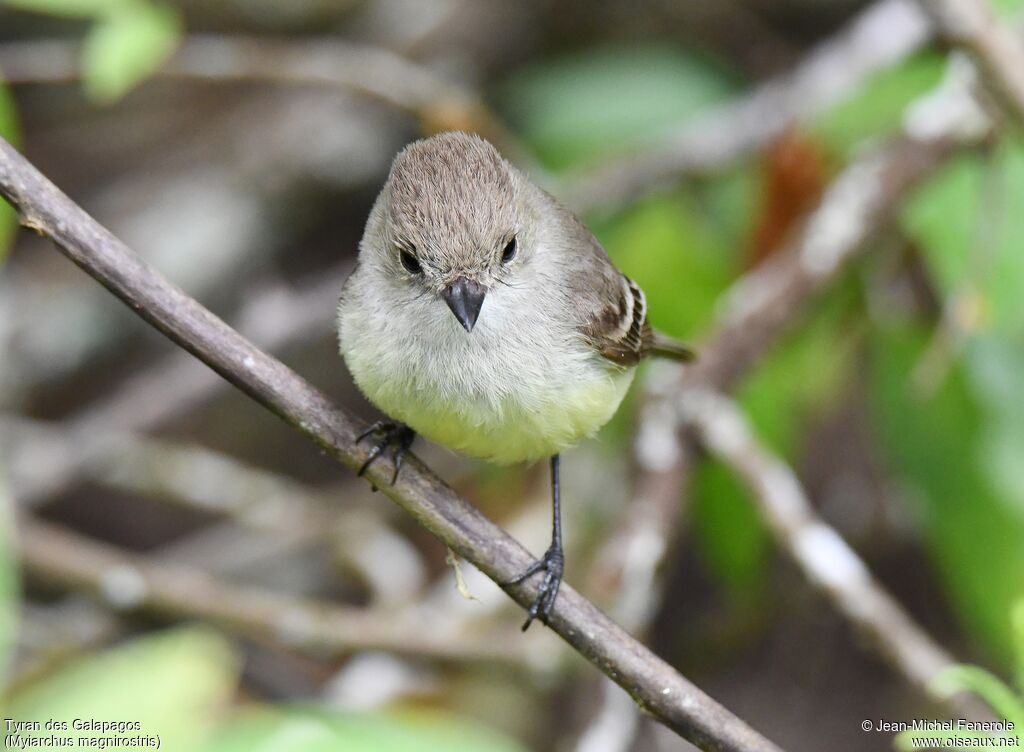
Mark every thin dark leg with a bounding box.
[504,455,565,631]
[357,420,415,486]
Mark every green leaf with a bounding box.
[894,728,995,751]
[990,0,1024,16]
[966,336,1024,522]
[814,53,946,157]
[0,81,19,262]
[903,138,1024,336]
[932,665,1024,731]
[1014,600,1024,692]
[869,324,1024,658]
[501,45,736,170]
[200,707,528,752]
[0,0,129,17]
[81,2,181,103]
[692,461,772,594]
[693,286,858,594]
[9,628,237,750]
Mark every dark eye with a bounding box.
[400,248,422,274]
[501,237,517,264]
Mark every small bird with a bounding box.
[337,132,693,629]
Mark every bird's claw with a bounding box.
[505,546,564,631]
[357,421,415,486]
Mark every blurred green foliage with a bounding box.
[869,325,1024,658]
[905,141,1024,335]
[4,628,526,752]
[694,288,859,593]
[0,81,18,261]
[814,53,945,157]
[885,122,1024,660]
[0,0,181,101]
[200,708,527,752]
[501,45,737,171]
[7,628,237,749]
[894,603,1024,749]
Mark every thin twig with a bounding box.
[0,136,784,752]
[17,515,523,665]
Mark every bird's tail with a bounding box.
[648,331,696,362]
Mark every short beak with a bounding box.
[442,277,487,332]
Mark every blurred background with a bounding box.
[1,0,1024,750]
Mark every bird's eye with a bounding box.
[501,237,517,264]
[400,249,422,274]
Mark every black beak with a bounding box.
[442,277,486,332]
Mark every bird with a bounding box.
[337,131,694,629]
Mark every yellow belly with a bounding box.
[339,275,636,464]
[404,370,634,463]
[350,357,634,465]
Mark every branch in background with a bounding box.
[587,366,695,633]
[17,516,524,665]
[12,270,343,507]
[677,387,987,718]
[573,55,995,751]
[0,36,454,116]
[680,27,991,395]
[565,0,935,213]
[918,0,1024,125]
[10,600,123,692]
[2,416,431,605]
[0,35,539,174]
[0,137,784,752]
[5,416,342,524]
[609,60,983,668]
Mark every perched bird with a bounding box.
[337,132,693,629]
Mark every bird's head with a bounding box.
[361,132,533,332]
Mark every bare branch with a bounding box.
[678,388,986,718]
[12,271,342,508]
[0,35,539,174]
[0,136,784,752]
[17,516,524,665]
[565,0,935,213]
[687,131,963,393]
[0,36,459,113]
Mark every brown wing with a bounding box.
[580,275,695,366]
[533,182,695,367]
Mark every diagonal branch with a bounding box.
[0,136,783,752]
[678,388,984,717]
[565,0,935,213]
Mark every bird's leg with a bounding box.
[356,420,416,485]
[505,455,564,631]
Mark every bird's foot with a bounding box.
[504,545,564,631]
[357,421,415,486]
